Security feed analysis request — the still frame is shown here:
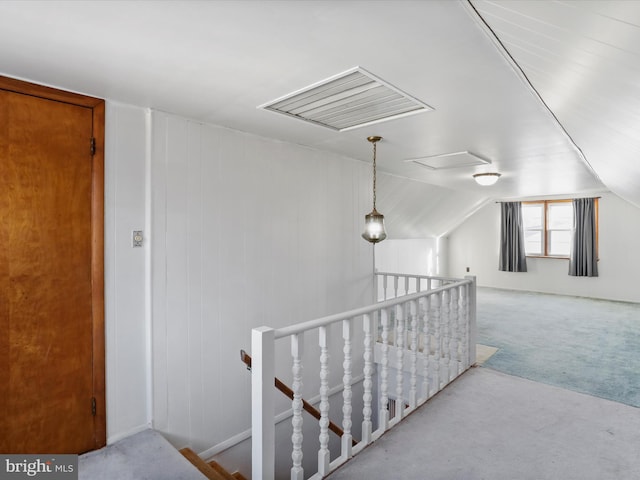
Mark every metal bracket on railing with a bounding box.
[240,349,252,371]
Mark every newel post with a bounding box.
[465,276,477,367]
[252,326,275,480]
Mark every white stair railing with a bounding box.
[252,275,476,480]
[375,272,460,301]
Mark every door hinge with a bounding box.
[90,137,96,156]
[91,397,97,416]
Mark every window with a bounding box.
[522,203,544,256]
[522,200,596,258]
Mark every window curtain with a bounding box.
[499,202,527,272]
[569,197,598,277]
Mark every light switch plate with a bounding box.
[133,230,143,247]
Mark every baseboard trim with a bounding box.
[107,423,152,445]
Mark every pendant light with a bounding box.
[362,136,387,244]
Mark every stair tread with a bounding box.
[208,460,236,480]
[179,448,226,480]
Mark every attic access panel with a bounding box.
[410,151,490,169]
[258,67,434,131]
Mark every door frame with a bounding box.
[0,75,106,450]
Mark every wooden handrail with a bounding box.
[240,350,357,446]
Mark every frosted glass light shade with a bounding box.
[473,172,501,186]
[362,209,387,243]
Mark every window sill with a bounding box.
[526,255,600,261]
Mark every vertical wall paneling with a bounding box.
[165,115,191,444]
[200,124,223,449]
[104,102,149,443]
[186,121,204,447]
[150,112,169,433]
[375,238,446,277]
[150,111,375,461]
[144,109,154,429]
[217,127,250,441]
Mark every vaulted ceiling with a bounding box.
[473,0,640,209]
[1,0,637,237]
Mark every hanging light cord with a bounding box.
[372,139,378,210]
[368,137,380,210]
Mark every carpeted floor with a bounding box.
[79,430,205,480]
[477,287,640,408]
[329,367,640,480]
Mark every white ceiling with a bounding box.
[0,0,637,235]
[472,0,640,207]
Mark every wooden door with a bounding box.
[0,76,105,453]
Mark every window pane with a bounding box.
[525,230,542,255]
[522,204,543,229]
[548,203,573,229]
[549,230,572,256]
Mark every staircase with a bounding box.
[180,448,247,480]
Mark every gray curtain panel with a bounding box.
[499,202,527,272]
[569,197,598,277]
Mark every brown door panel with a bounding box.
[0,78,105,454]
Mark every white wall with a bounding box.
[375,238,448,276]
[149,111,375,466]
[104,102,150,443]
[447,192,640,303]
[102,103,377,478]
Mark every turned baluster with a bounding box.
[432,292,441,391]
[379,308,390,432]
[459,285,468,372]
[318,326,330,476]
[421,295,431,402]
[383,274,389,300]
[409,299,418,409]
[291,333,304,480]
[361,313,373,445]
[450,287,459,381]
[442,289,451,387]
[395,303,405,421]
[341,319,353,459]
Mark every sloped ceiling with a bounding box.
[471,0,640,209]
[0,1,636,237]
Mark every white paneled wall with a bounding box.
[150,111,375,455]
[375,238,447,276]
[104,102,149,443]
[447,192,640,303]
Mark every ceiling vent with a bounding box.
[258,67,433,131]
[409,151,490,170]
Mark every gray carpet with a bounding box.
[79,430,205,480]
[477,287,640,408]
[329,368,640,480]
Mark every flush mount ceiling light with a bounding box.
[259,67,433,131]
[473,172,502,186]
[362,136,387,244]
